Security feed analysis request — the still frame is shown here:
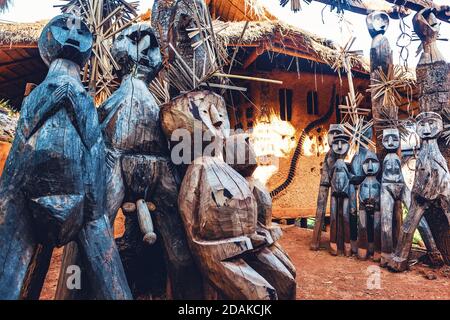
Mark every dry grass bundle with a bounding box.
[57,0,140,104]
[369,65,415,113]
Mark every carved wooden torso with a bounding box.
[350,148,370,186]
[331,159,351,197]
[412,140,450,202]
[98,76,168,156]
[359,176,381,210]
[180,156,257,241]
[382,153,404,184]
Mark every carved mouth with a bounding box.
[65,38,80,48]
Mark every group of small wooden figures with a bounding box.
[0,12,296,300]
[311,121,448,270]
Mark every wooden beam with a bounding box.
[0,72,43,89]
[0,57,41,70]
[243,47,262,69]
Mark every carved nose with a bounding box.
[209,105,223,128]
[338,141,342,150]
[388,136,394,146]
[423,123,431,136]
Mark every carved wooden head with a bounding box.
[331,134,350,157]
[160,90,230,143]
[366,11,389,38]
[224,134,257,178]
[112,23,162,82]
[362,151,380,176]
[382,128,400,152]
[38,14,93,67]
[413,8,440,43]
[416,112,443,140]
[328,124,344,147]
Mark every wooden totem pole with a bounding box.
[357,151,381,261]
[411,7,450,265]
[389,112,449,271]
[310,124,344,250]
[0,15,131,300]
[329,134,352,256]
[57,23,203,300]
[367,11,393,157]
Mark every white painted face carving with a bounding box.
[331,134,350,157]
[382,128,400,151]
[362,152,380,176]
[416,112,443,140]
[366,11,390,38]
[328,124,344,147]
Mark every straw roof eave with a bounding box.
[0,21,45,47]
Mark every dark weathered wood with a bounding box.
[57,23,202,300]
[0,15,131,300]
[310,124,344,251]
[20,243,54,300]
[329,134,352,257]
[389,112,449,271]
[357,151,381,260]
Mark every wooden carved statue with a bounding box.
[57,23,203,300]
[367,11,394,155]
[388,112,449,272]
[349,127,373,254]
[413,7,450,264]
[329,134,352,256]
[310,124,344,250]
[357,151,381,261]
[224,134,296,300]
[161,92,293,299]
[380,128,441,267]
[0,15,132,300]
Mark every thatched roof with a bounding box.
[214,20,369,73]
[0,20,45,47]
[0,106,18,143]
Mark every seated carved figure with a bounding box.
[388,112,449,272]
[0,15,131,300]
[161,92,295,299]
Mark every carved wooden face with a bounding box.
[331,134,350,157]
[112,23,162,82]
[413,8,440,43]
[328,124,344,147]
[224,134,257,177]
[366,11,389,38]
[160,90,230,143]
[382,128,400,151]
[362,152,380,176]
[39,14,93,67]
[416,112,443,140]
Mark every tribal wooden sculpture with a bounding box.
[357,151,381,261]
[310,124,344,250]
[0,15,132,300]
[224,134,296,300]
[380,128,441,267]
[349,127,373,254]
[388,112,449,272]
[162,92,294,299]
[329,134,352,256]
[412,7,450,265]
[367,11,393,156]
[56,23,203,300]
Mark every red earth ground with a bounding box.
[40,224,450,300]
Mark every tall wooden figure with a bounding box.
[380,128,441,266]
[58,23,202,299]
[413,7,450,265]
[357,151,381,260]
[329,134,352,256]
[310,124,344,250]
[388,112,449,271]
[0,15,132,300]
